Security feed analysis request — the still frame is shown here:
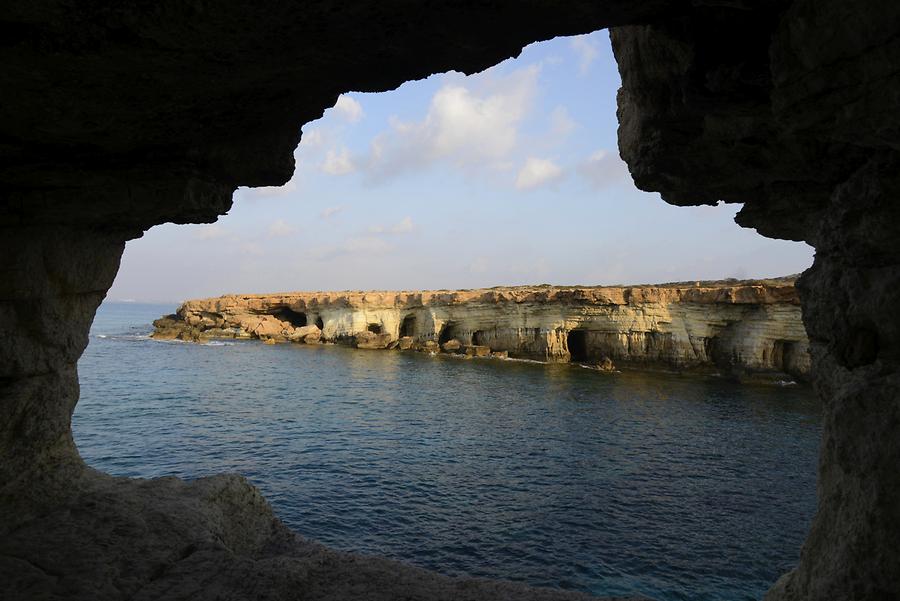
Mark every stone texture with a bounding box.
[354,331,394,350]
[289,325,323,344]
[421,340,441,354]
[465,345,492,357]
[610,2,900,597]
[440,339,463,354]
[2,469,635,601]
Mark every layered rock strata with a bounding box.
[156,280,810,379]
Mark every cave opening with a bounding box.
[6,10,857,601]
[273,307,307,328]
[367,323,383,334]
[399,314,416,337]
[773,340,796,373]
[315,316,324,330]
[472,330,486,346]
[438,322,459,344]
[567,330,589,362]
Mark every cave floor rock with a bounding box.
[0,470,641,601]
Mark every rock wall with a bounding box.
[611,2,900,598]
[159,280,810,379]
[3,1,900,600]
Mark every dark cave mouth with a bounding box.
[273,307,307,328]
[567,330,589,362]
[400,314,416,338]
[438,322,460,344]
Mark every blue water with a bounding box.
[73,302,822,601]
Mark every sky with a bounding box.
[108,31,814,303]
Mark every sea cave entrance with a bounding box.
[438,322,459,344]
[367,323,383,334]
[773,340,796,373]
[567,330,589,362]
[400,314,416,337]
[273,307,307,328]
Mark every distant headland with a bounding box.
[153,277,809,381]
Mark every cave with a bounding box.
[472,330,486,346]
[400,314,416,338]
[367,323,383,334]
[315,316,324,330]
[772,340,797,374]
[3,2,900,600]
[567,330,589,363]
[272,307,307,328]
[438,322,460,345]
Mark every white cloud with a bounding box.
[570,35,599,75]
[267,219,296,237]
[549,106,576,138]
[322,147,355,175]
[368,216,415,235]
[577,150,631,189]
[299,128,325,148]
[363,65,541,180]
[194,225,227,241]
[515,157,564,190]
[333,94,364,123]
[319,206,344,219]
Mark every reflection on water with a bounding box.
[74,303,822,601]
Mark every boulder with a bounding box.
[593,356,616,372]
[440,339,462,353]
[355,331,393,350]
[289,324,322,343]
[398,336,415,350]
[464,345,491,357]
[244,316,287,339]
[491,350,509,359]
[151,314,187,340]
[420,340,440,353]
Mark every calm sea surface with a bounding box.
[73,302,822,601]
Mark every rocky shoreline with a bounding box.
[153,278,810,380]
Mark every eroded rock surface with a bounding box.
[159,279,810,379]
[2,469,631,601]
[612,1,900,597]
[2,0,900,599]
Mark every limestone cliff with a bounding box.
[155,278,810,379]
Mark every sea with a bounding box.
[72,302,822,601]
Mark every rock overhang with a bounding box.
[2,0,900,599]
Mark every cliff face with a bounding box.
[158,280,810,379]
